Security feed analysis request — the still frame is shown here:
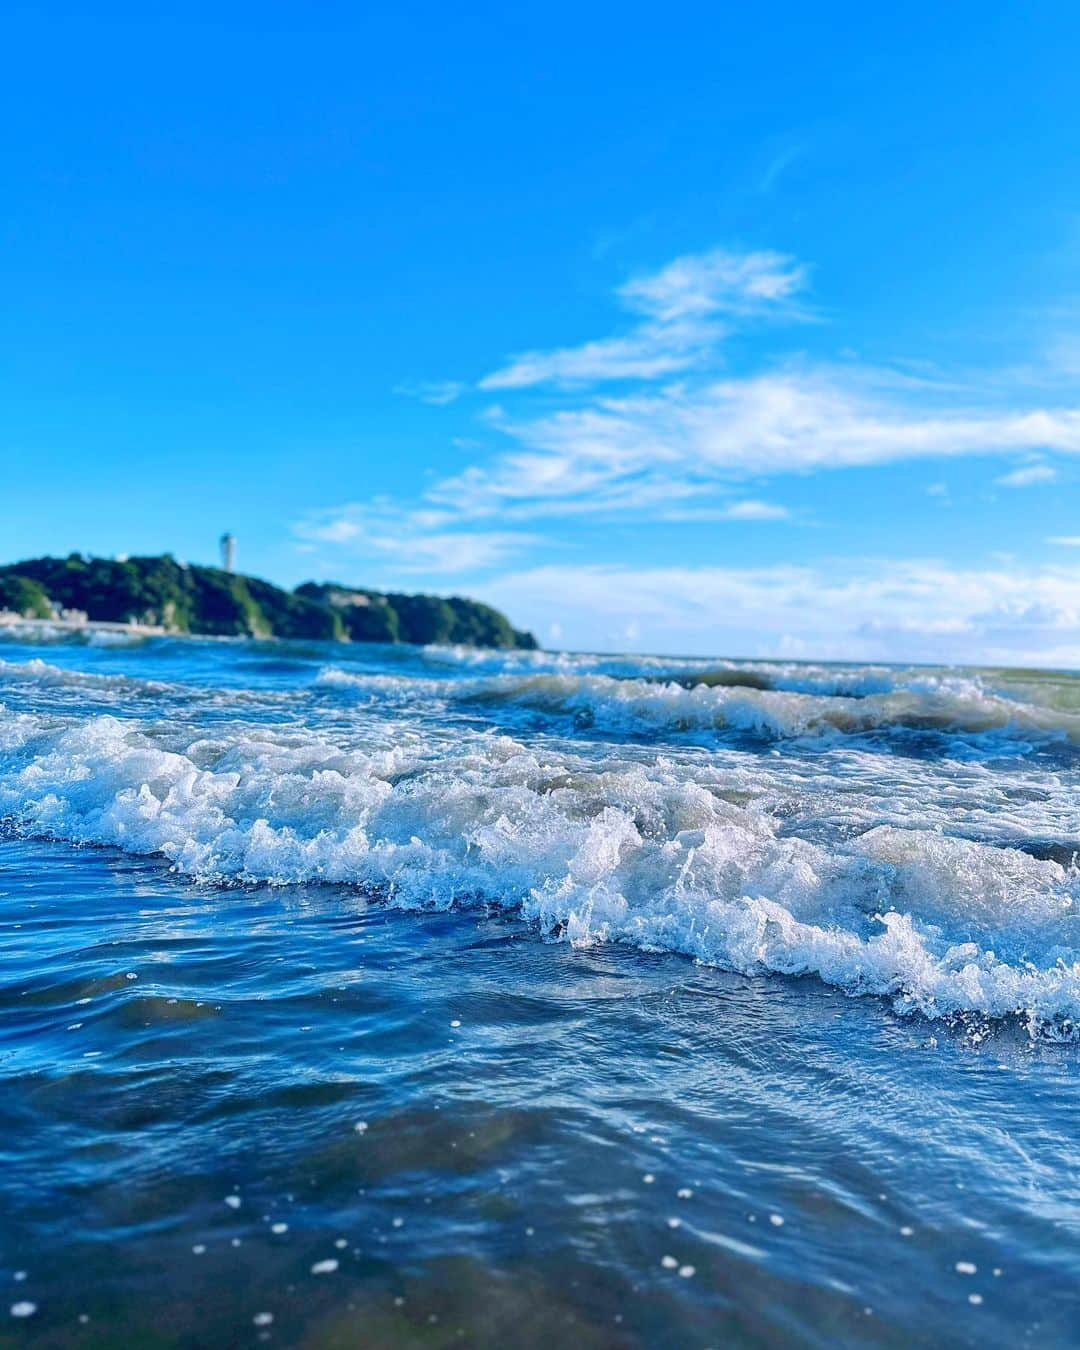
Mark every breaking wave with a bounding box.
[419,646,1042,699]
[1,711,1077,1038]
[0,656,171,692]
[318,666,1080,751]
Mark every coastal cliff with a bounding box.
[0,554,538,650]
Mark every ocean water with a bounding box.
[0,634,1078,1348]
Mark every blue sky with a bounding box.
[4,2,1080,662]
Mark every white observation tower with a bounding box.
[220,532,236,573]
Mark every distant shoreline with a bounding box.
[0,616,167,639]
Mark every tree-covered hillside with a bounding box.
[0,555,538,650]
[296,583,537,649]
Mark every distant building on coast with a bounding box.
[220,533,236,573]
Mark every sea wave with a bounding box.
[419,646,1008,698]
[0,656,176,695]
[1,711,1077,1038]
[318,666,1079,750]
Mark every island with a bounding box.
[0,554,538,650]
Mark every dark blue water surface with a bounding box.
[0,634,1078,1347]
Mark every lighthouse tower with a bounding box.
[220,533,236,573]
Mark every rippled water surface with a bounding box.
[1,634,1078,1347]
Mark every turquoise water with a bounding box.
[1,635,1078,1346]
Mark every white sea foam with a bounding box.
[1,711,1077,1037]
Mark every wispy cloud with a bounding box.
[617,248,808,321]
[478,247,807,391]
[994,462,1058,487]
[294,500,537,575]
[658,499,792,522]
[720,500,791,520]
[1047,535,1080,547]
[376,530,530,573]
[434,368,1080,522]
[516,372,1080,474]
[477,328,701,390]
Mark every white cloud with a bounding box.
[617,247,808,321]
[293,501,537,575]
[478,247,806,390]
[994,462,1058,487]
[1047,535,1080,547]
[518,372,1080,474]
[478,325,702,390]
[378,530,530,573]
[720,500,791,520]
[659,499,791,522]
[475,559,1080,665]
[435,369,1080,522]
[302,518,363,544]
